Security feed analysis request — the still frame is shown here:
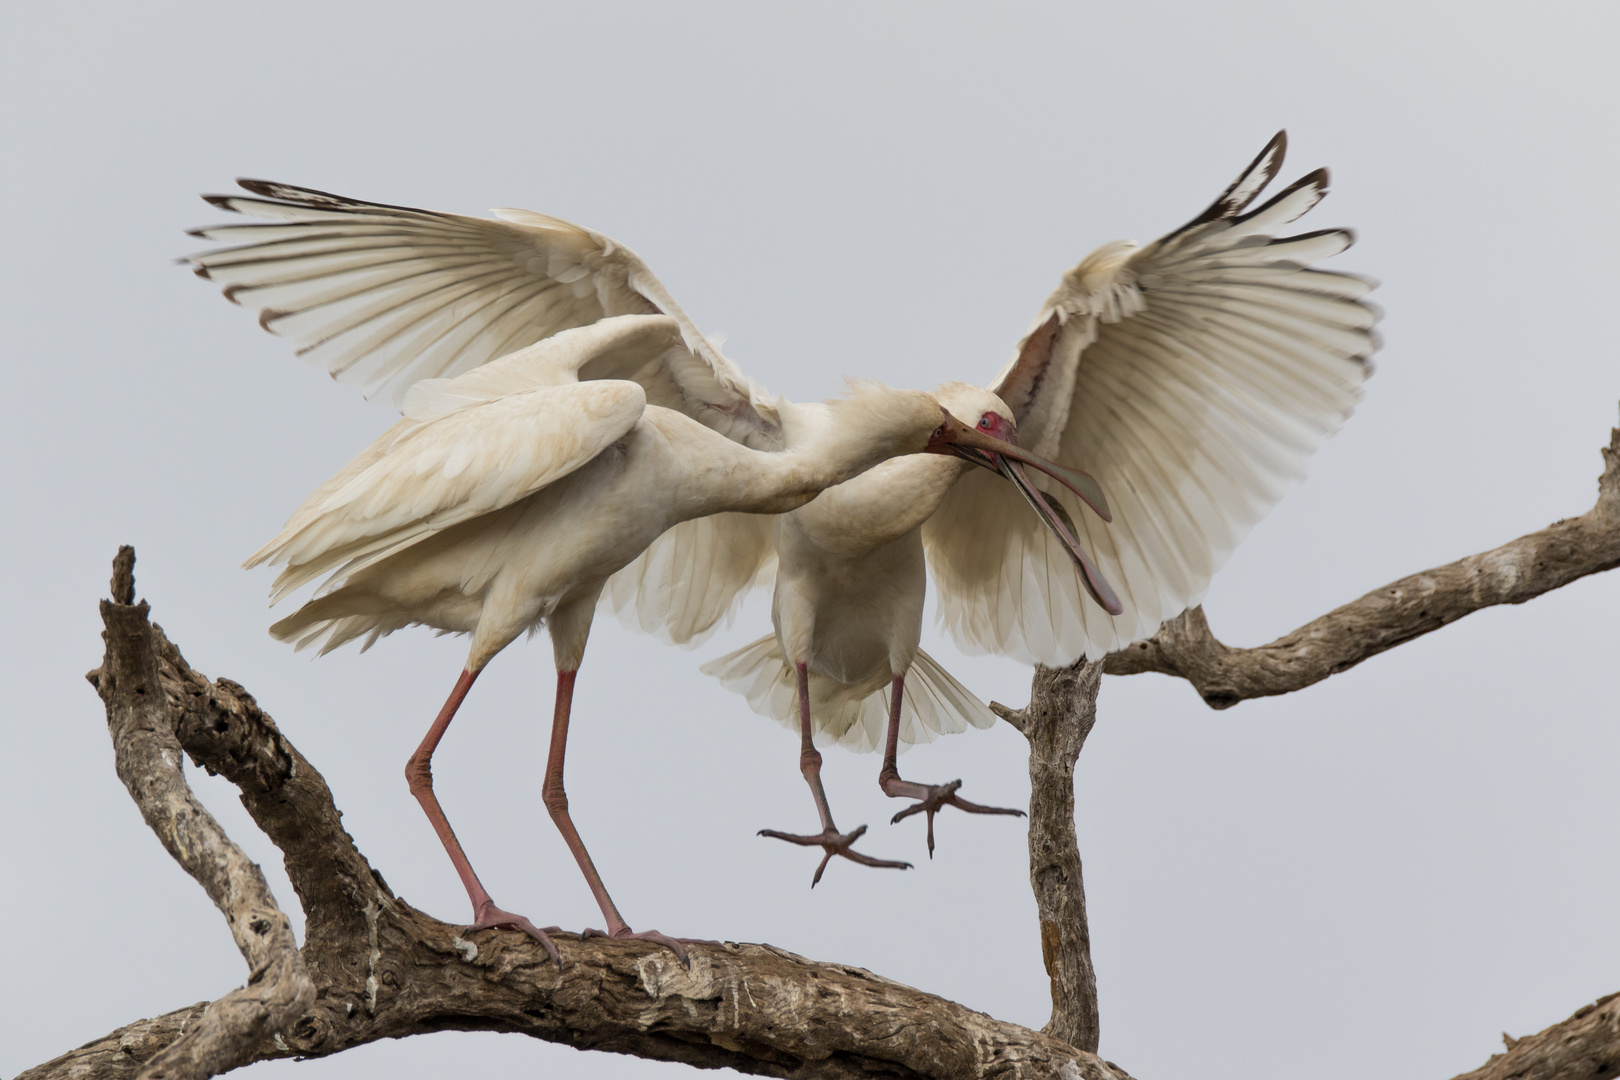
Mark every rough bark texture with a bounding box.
[1105,421,1620,708]
[23,408,1620,1080]
[992,663,1103,1054]
[24,556,1125,1080]
[1451,992,1620,1080]
[83,547,314,1080]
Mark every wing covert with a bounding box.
[246,325,656,601]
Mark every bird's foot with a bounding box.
[758,823,913,886]
[885,778,1026,858]
[467,900,563,965]
[581,925,692,966]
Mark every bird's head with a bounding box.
[922,381,1123,616]
[930,381,1019,444]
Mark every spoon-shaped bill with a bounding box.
[927,411,1123,617]
[998,458,1124,616]
[934,415,1111,522]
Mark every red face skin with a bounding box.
[922,406,1123,616]
[923,409,1018,454]
[975,411,1015,443]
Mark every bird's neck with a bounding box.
[787,454,969,553]
[665,405,929,521]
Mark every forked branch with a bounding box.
[22,406,1620,1080]
[26,551,1122,1080]
[81,547,313,1080]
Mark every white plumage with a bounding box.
[189,132,1378,874]
[232,308,995,946]
[927,145,1375,664]
[701,134,1376,857]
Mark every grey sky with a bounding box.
[3,4,1616,1079]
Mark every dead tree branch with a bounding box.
[982,409,1620,1073]
[24,407,1620,1080]
[1452,992,1620,1080]
[1105,417,1620,708]
[991,662,1104,1054]
[23,552,1125,1080]
[82,547,313,1080]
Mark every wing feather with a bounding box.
[247,321,683,601]
[600,513,776,647]
[927,133,1378,662]
[184,180,776,433]
[700,638,992,752]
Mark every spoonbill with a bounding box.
[186,132,1377,876]
[707,132,1379,858]
[235,310,1099,955]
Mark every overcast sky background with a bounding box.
[3,4,1617,1079]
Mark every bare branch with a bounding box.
[994,661,1104,1053]
[19,1004,212,1080]
[1106,416,1620,708]
[28,552,1129,1080]
[1451,991,1620,1080]
[83,550,313,1080]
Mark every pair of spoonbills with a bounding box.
[187,132,1377,961]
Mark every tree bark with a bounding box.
[21,406,1620,1080]
[25,555,1126,1080]
[1450,992,1620,1080]
[84,547,313,1080]
[993,662,1103,1054]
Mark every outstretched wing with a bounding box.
[247,324,656,601]
[191,182,789,639]
[184,180,777,441]
[925,132,1378,662]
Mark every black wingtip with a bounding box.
[234,177,438,218]
[235,178,285,198]
[1186,131,1290,228]
[201,193,239,212]
[1235,166,1331,227]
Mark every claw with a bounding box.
[759,823,913,886]
[468,900,563,966]
[887,779,1025,857]
[582,925,692,966]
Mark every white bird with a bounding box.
[229,304,1095,951]
[706,133,1379,858]
[186,132,1376,877]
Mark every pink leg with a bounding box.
[541,670,688,964]
[759,662,913,886]
[405,669,561,964]
[879,674,1025,858]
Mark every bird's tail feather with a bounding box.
[700,635,994,754]
[268,590,416,655]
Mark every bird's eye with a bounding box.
[979,414,993,429]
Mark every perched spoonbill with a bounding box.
[186,131,1377,875]
[238,312,1099,955]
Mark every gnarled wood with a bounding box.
[1451,992,1620,1080]
[25,555,1126,1080]
[1106,419,1620,708]
[83,548,312,1080]
[992,662,1104,1053]
[24,402,1620,1080]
